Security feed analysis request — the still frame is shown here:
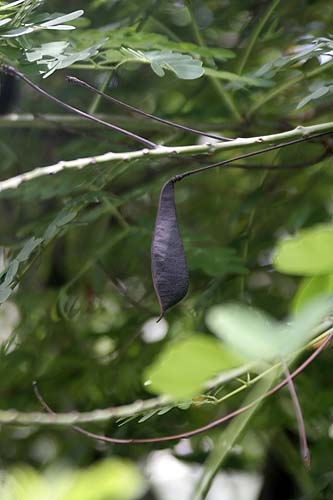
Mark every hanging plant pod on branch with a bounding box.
[151,180,189,320]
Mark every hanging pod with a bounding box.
[151,180,189,320]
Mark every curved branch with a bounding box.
[33,333,331,444]
[0,65,157,149]
[66,76,232,141]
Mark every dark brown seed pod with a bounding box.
[151,180,189,320]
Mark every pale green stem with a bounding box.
[185,0,241,121]
[88,71,113,115]
[237,0,280,75]
[0,121,331,193]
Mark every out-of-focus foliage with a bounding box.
[1,458,145,500]
[143,333,243,399]
[0,1,333,499]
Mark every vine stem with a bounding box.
[282,359,310,467]
[0,122,332,193]
[67,75,232,141]
[33,333,331,444]
[237,0,280,75]
[171,129,332,181]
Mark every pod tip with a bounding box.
[156,312,164,323]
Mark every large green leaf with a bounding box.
[2,459,145,500]
[121,48,204,79]
[64,459,145,500]
[206,298,332,362]
[273,224,333,275]
[292,274,333,313]
[143,334,242,399]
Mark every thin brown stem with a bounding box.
[282,360,310,467]
[0,65,157,149]
[66,76,232,141]
[33,334,331,445]
[173,131,333,182]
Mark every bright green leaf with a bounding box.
[207,298,333,362]
[273,224,333,275]
[292,274,333,313]
[143,334,243,399]
[39,10,84,28]
[64,459,146,500]
[206,304,281,361]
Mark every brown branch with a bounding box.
[66,75,232,142]
[33,334,331,445]
[0,65,157,149]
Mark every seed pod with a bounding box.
[151,180,189,320]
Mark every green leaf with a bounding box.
[63,459,146,500]
[2,26,34,37]
[296,86,330,109]
[0,18,11,26]
[0,287,12,304]
[53,209,79,227]
[121,48,204,80]
[17,237,43,262]
[143,334,242,399]
[283,296,333,356]
[3,259,19,287]
[26,42,69,62]
[3,459,145,500]
[0,0,25,11]
[273,224,333,275]
[206,298,333,362]
[204,67,271,87]
[39,10,84,28]
[292,274,333,313]
[206,303,281,361]
[187,247,247,277]
[42,41,105,78]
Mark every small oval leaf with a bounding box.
[151,180,189,318]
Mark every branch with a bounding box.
[66,76,232,141]
[282,360,310,467]
[0,328,330,428]
[0,395,170,426]
[0,65,157,149]
[33,333,332,444]
[0,122,332,193]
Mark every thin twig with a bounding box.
[33,334,331,445]
[282,359,310,467]
[0,65,157,149]
[67,76,232,141]
[172,130,333,182]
